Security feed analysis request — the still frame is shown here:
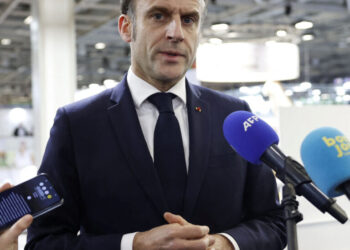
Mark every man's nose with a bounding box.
[166,18,184,42]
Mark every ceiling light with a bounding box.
[89,83,100,89]
[24,16,32,25]
[295,20,313,30]
[335,87,345,96]
[97,67,105,74]
[227,32,239,38]
[293,82,311,93]
[95,42,106,50]
[343,81,350,90]
[209,38,222,45]
[239,86,249,94]
[300,81,312,90]
[292,86,304,92]
[312,89,321,96]
[302,34,314,41]
[104,79,118,88]
[343,95,350,102]
[276,30,287,37]
[336,96,343,103]
[211,23,229,31]
[1,38,11,46]
[9,108,27,124]
[312,95,321,102]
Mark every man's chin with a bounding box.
[156,68,186,82]
[158,73,185,84]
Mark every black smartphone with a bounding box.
[0,173,63,231]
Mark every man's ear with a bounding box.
[118,14,132,43]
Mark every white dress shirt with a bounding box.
[120,68,240,250]
[127,68,189,169]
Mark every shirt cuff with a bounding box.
[121,232,137,250]
[219,232,240,250]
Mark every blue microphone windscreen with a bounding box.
[223,111,279,165]
[301,127,350,197]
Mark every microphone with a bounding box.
[301,127,350,200]
[223,111,348,224]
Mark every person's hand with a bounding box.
[164,212,234,250]
[207,234,235,250]
[0,183,33,250]
[133,212,215,250]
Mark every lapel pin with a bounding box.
[195,106,202,112]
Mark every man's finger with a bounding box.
[164,212,189,225]
[208,235,216,246]
[166,224,210,240]
[172,235,215,249]
[0,183,12,193]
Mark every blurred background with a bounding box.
[0,0,350,249]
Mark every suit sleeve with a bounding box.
[224,163,286,249]
[25,108,123,250]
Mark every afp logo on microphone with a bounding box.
[322,135,350,158]
[243,115,259,132]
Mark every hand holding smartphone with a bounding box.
[0,174,63,231]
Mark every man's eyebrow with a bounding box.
[145,6,200,18]
[145,6,172,15]
[182,11,200,19]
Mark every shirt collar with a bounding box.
[127,67,187,108]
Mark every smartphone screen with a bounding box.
[0,174,63,231]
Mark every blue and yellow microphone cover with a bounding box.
[301,127,350,197]
[223,111,279,165]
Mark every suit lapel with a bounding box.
[184,82,212,219]
[107,76,168,215]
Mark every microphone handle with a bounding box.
[261,145,348,224]
[285,158,347,223]
[297,182,348,224]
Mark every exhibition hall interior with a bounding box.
[0,0,350,249]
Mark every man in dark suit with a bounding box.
[26,0,286,249]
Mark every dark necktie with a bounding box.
[148,93,187,214]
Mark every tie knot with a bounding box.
[148,93,175,113]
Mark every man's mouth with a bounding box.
[160,51,184,57]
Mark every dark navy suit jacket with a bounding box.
[26,76,286,250]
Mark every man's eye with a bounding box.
[183,16,195,24]
[153,13,164,20]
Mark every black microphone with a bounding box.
[223,111,348,224]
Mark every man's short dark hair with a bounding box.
[121,0,207,16]
[121,0,207,26]
[121,0,133,15]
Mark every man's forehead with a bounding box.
[135,0,205,13]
